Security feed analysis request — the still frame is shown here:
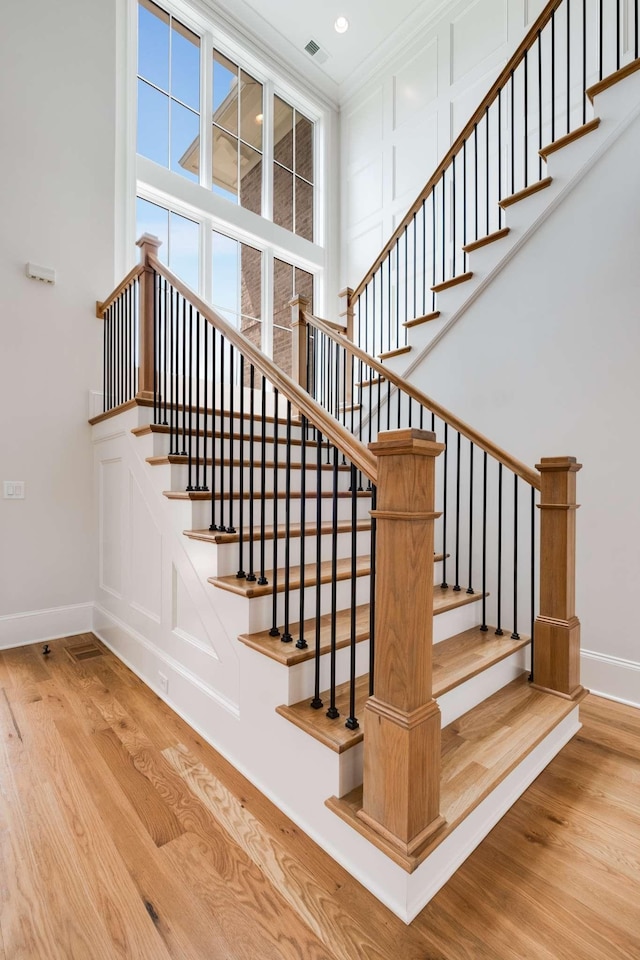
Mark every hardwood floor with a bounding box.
[1,635,639,959]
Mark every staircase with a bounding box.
[83,0,640,923]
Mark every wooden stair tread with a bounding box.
[499,176,552,209]
[165,490,373,502]
[210,555,372,598]
[185,519,373,547]
[147,455,350,472]
[356,377,385,389]
[587,56,640,102]
[539,118,601,160]
[378,345,411,361]
[276,624,526,750]
[241,604,372,667]
[403,311,441,329]
[133,423,318,448]
[326,676,587,872]
[431,272,473,294]
[462,227,510,254]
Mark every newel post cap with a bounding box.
[136,233,163,251]
[289,295,310,309]
[369,428,444,458]
[536,456,582,473]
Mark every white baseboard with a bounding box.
[0,602,94,650]
[580,649,640,709]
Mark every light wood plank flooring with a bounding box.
[0,635,639,959]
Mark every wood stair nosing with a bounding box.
[236,575,468,666]
[498,176,552,210]
[276,624,529,752]
[586,56,640,102]
[403,311,441,329]
[147,454,351,473]
[462,227,510,254]
[184,519,374,547]
[538,117,601,160]
[132,423,319,448]
[378,345,411,361]
[431,272,473,295]
[165,489,374,502]
[326,677,587,872]
[356,377,385,389]
[131,396,297,428]
[210,555,372,599]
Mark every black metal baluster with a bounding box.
[552,10,556,141]
[103,305,107,412]
[181,297,187,456]
[369,484,377,697]
[485,105,490,233]
[510,70,515,193]
[404,225,408,331]
[282,401,293,644]
[524,51,529,188]
[297,416,308,650]
[616,0,621,70]
[169,287,175,453]
[327,445,339,720]
[498,88,503,226]
[474,123,479,240]
[413,216,417,324]
[431,186,436,311]
[258,376,268,586]
[454,431,461,591]
[162,280,168,426]
[467,441,475,594]
[236,356,246,579]
[598,0,603,79]
[441,422,449,588]
[186,307,194,490]
[496,463,503,635]
[441,170,446,282]
[452,154,457,276]
[227,345,236,532]
[269,389,280,636]
[529,484,535,680]
[481,452,488,631]
[567,0,572,133]
[246,367,257,583]
[194,312,201,489]
[512,473,520,640]
[387,253,392,356]
[218,335,225,529]
[346,462,359,731]
[311,430,323,710]
[462,140,467,270]
[539,31,543,180]
[152,274,158,422]
[202,318,209,492]
[583,0,587,125]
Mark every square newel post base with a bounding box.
[531,615,586,701]
[135,390,154,403]
[358,697,446,857]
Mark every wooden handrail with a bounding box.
[96,263,145,318]
[352,0,565,302]
[148,255,378,484]
[305,311,540,489]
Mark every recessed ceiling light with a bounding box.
[334,16,349,33]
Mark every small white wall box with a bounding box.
[26,262,56,284]
[4,481,25,499]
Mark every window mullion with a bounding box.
[201,30,213,190]
[263,79,274,222]
[263,247,274,361]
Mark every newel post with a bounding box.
[532,457,585,700]
[136,233,162,402]
[290,295,310,395]
[358,429,446,856]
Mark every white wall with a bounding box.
[340,0,552,289]
[0,0,116,643]
[408,108,640,705]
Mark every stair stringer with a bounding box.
[364,66,640,403]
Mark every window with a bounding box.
[211,231,262,348]
[273,97,314,241]
[137,0,200,182]
[273,259,314,376]
[133,1,325,373]
[212,52,264,213]
[136,197,200,291]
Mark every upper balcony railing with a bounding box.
[350,0,640,358]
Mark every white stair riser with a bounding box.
[159,461,358,496]
[169,494,374,533]
[287,638,371,705]
[241,575,373,635]
[212,529,374,578]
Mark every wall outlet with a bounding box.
[158,671,168,694]
[3,481,25,499]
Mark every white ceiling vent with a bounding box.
[304,39,329,64]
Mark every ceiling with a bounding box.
[212,0,446,100]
